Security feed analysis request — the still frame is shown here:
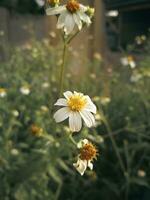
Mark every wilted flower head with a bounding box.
[0,88,7,98]
[30,124,44,137]
[20,86,30,95]
[46,0,93,35]
[73,139,98,175]
[54,91,96,132]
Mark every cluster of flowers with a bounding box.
[44,0,98,175]
[54,91,98,175]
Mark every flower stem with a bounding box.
[99,108,126,173]
[59,42,67,97]
[69,134,77,146]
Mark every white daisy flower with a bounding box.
[20,86,30,95]
[0,88,7,98]
[73,139,98,175]
[120,56,136,69]
[54,91,97,132]
[46,0,92,35]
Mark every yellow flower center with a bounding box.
[80,143,98,161]
[66,0,80,13]
[67,94,87,112]
[127,56,134,62]
[30,124,43,137]
[0,88,6,94]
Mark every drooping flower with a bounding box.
[0,88,7,98]
[46,0,94,35]
[54,91,96,132]
[73,139,98,175]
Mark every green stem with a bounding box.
[59,42,67,97]
[69,134,77,146]
[67,30,80,44]
[100,111,126,173]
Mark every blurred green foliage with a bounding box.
[0,36,150,200]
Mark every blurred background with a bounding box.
[0,0,150,200]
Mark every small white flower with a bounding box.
[42,82,50,88]
[137,169,146,177]
[73,139,98,175]
[40,105,49,112]
[130,72,142,83]
[35,0,45,7]
[20,86,30,95]
[0,88,7,98]
[11,149,19,156]
[54,91,96,132]
[12,110,19,117]
[46,0,92,35]
[120,56,136,69]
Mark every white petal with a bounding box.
[73,159,87,176]
[53,107,70,123]
[130,61,136,69]
[64,13,75,35]
[63,91,73,99]
[88,161,93,170]
[78,11,91,26]
[46,6,66,15]
[77,139,89,148]
[79,4,88,12]
[73,13,82,30]
[54,98,68,106]
[80,110,95,128]
[57,11,67,29]
[85,96,97,114]
[69,112,82,132]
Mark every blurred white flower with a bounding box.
[11,149,19,156]
[120,56,136,69]
[130,72,142,83]
[40,105,49,112]
[100,97,111,105]
[20,86,30,95]
[73,139,98,175]
[12,110,19,117]
[0,88,7,98]
[49,31,56,38]
[35,0,45,7]
[54,91,96,132]
[46,0,93,35]
[137,169,146,177]
[93,52,102,61]
[135,35,146,45]
[42,82,50,88]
